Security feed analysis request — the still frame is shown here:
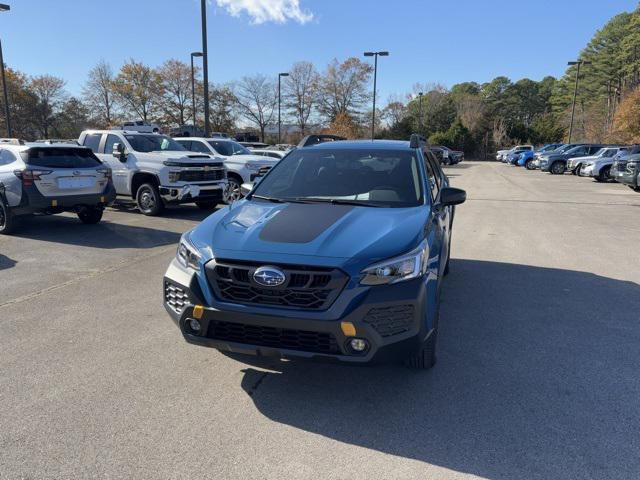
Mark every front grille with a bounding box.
[205,261,348,310]
[179,168,225,182]
[165,282,190,313]
[363,305,415,337]
[206,319,339,354]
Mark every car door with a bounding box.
[423,151,449,278]
[102,133,133,194]
[0,149,22,207]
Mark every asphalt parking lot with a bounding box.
[1,161,639,480]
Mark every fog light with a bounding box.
[187,318,201,333]
[349,338,368,353]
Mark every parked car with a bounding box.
[540,144,603,174]
[78,130,227,215]
[240,142,271,149]
[113,121,161,134]
[531,144,566,169]
[501,145,533,163]
[568,146,624,176]
[496,149,511,161]
[249,149,288,159]
[163,136,466,369]
[433,146,464,165]
[517,150,536,168]
[0,143,116,234]
[579,147,630,182]
[174,137,279,203]
[610,146,640,190]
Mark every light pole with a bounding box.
[278,72,289,144]
[364,51,388,140]
[567,60,591,143]
[190,52,203,129]
[418,92,424,134]
[200,0,210,137]
[0,3,11,137]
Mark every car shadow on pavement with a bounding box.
[236,259,640,479]
[0,254,17,271]
[107,201,219,221]
[10,216,182,249]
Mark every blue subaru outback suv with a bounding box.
[163,137,466,369]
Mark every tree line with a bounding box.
[0,4,639,152]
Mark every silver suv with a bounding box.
[0,143,116,234]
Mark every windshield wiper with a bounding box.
[290,197,384,208]
[252,195,308,204]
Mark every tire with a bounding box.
[550,162,565,175]
[0,200,16,234]
[77,206,103,224]
[195,200,218,210]
[405,329,438,370]
[596,166,611,183]
[525,160,536,170]
[136,182,164,216]
[224,176,243,204]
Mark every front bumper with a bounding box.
[159,182,227,204]
[163,260,431,364]
[611,169,638,187]
[14,183,116,215]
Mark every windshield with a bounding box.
[251,148,424,208]
[125,135,185,153]
[208,140,251,156]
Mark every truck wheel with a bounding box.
[405,329,437,370]
[596,166,611,182]
[525,160,535,170]
[550,162,565,175]
[77,206,103,224]
[195,200,218,210]
[0,200,16,234]
[136,183,164,216]
[224,177,243,204]
[572,165,580,175]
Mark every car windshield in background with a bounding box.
[23,148,102,168]
[125,135,185,153]
[251,148,424,208]
[208,140,251,156]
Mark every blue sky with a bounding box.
[1,0,638,103]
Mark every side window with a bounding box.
[104,134,122,154]
[423,153,440,202]
[82,133,102,153]
[425,152,443,190]
[176,140,192,151]
[191,141,210,154]
[0,149,15,165]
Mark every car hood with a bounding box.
[189,200,428,269]
[135,150,219,163]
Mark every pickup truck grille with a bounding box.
[178,168,225,182]
[206,320,339,354]
[205,260,348,310]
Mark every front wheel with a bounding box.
[405,329,437,370]
[77,206,103,224]
[596,166,611,182]
[550,162,565,175]
[0,200,16,234]
[224,177,243,204]
[136,183,164,216]
[525,160,535,170]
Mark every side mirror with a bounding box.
[439,187,466,207]
[112,143,126,162]
[240,183,253,197]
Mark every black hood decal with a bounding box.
[259,203,354,244]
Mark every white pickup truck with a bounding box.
[174,137,279,202]
[78,130,228,215]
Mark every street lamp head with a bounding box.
[364,52,374,57]
[418,92,423,97]
[568,61,579,65]
[191,51,203,57]
[378,51,389,56]
[279,72,289,77]
[0,4,10,12]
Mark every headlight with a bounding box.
[360,241,429,286]
[168,171,180,182]
[246,162,263,171]
[176,233,202,270]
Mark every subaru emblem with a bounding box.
[73,170,81,176]
[253,266,286,287]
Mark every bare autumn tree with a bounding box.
[317,57,373,122]
[382,97,407,126]
[209,83,237,133]
[113,59,160,122]
[233,74,276,141]
[157,59,193,127]
[284,61,318,136]
[30,74,67,138]
[82,60,116,127]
